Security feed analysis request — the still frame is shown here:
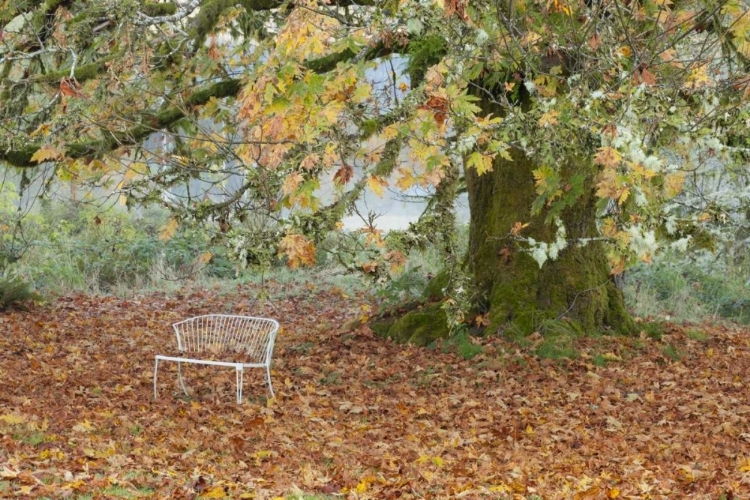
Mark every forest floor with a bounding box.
[1,280,749,499]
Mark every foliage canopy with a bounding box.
[1,0,749,327]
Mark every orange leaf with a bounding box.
[278,233,316,268]
[594,147,622,168]
[60,77,88,98]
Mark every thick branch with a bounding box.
[2,39,400,168]
[2,79,242,168]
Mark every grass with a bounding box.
[662,343,683,361]
[592,353,609,367]
[686,328,709,341]
[443,331,484,359]
[535,336,579,360]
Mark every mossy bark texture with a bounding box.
[371,303,449,346]
[465,147,635,336]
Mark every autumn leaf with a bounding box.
[0,414,26,425]
[510,221,530,236]
[201,486,227,498]
[636,65,657,86]
[196,251,213,266]
[282,172,304,196]
[367,175,389,198]
[466,151,494,175]
[589,34,601,50]
[594,147,622,168]
[419,94,449,128]
[538,110,560,127]
[159,218,178,241]
[30,144,64,163]
[59,77,88,98]
[333,165,354,186]
[278,233,316,268]
[664,171,685,197]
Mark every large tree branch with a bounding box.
[1,79,242,168]
[2,38,399,168]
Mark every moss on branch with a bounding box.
[37,55,119,83]
[142,2,178,17]
[1,78,242,168]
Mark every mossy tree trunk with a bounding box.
[376,97,635,345]
[464,146,635,336]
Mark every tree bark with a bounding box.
[464,147,635,335]
[374,93,636,344]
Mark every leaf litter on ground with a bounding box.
[0,282,749,499]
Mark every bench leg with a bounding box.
[177,362,189,396]
[153,358,159,399]
[266,366,274,399]
[236,366,244,404]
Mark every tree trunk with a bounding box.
[464,147,635,335]
[372,95,635,345]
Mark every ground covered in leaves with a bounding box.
[1,281,750,499]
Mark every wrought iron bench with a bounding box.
[153,314,278,403]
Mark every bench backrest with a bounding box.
[172,314,278,365]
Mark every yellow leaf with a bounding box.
[525,424,534,434]
[381,124,399,141]
[664,172,685,197]
[538,110,560,127]
[608,487,621,498]
[72,419,95,433]
[467,151,494,175]
[159,218,179,242]
[201,486,226,498]
[30,144,64,163]
[196,251,213,265]
[0,413,26,425]
[740,458,750,472]
[367,175,388,198]
[319,102,344,125]
[523,31,542,47]
[396,168,416,190]
[354,475,375,493]
[30,123,51,137]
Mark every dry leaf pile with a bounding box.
[1,283,749,499]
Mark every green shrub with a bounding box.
[625,250,750,324]
[0,272,43,311]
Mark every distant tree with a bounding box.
[1,0,748,340]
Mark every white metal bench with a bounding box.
[153,314,278,403]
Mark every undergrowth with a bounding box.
[2,181,749,334]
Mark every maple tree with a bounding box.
[1,0,749,337]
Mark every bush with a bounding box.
[10,201,240,294]
[0,272,43,311]
[625,250,750,323]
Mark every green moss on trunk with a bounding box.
[465,145,635,335]
[373,95,635,345]
[372,303,449,346]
